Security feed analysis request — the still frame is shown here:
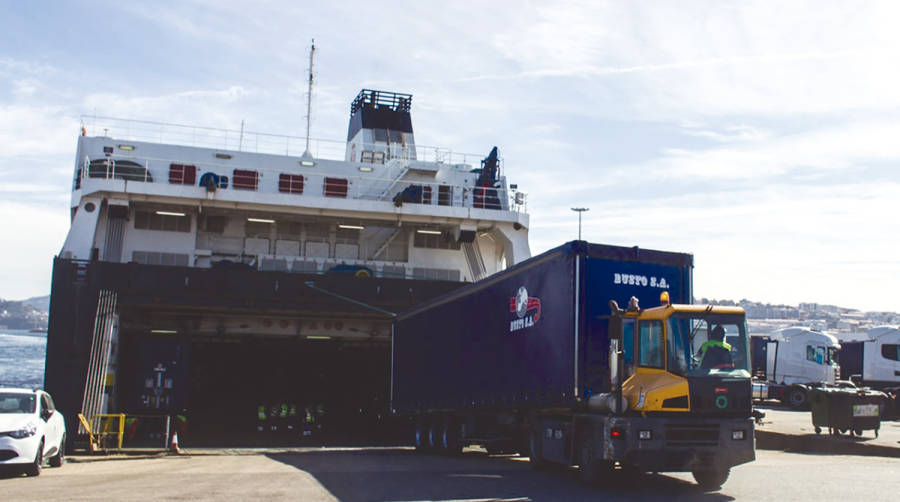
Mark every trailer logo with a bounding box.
[509,286,542,332]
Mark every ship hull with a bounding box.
[45,257,462,446]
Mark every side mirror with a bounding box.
[41,409,52,421]
[608,300,623,340]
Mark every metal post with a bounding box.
[571,207,589,240]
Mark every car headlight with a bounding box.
[9,422,38,439]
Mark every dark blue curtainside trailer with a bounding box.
[392,240,691,415]
[392,240,756,490]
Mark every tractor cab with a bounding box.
[610,294,752,416]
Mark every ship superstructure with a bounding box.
[45,89,531,445]
[65,89,529,280]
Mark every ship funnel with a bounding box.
[345,89,415,163]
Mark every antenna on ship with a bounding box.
[302,38,316,159]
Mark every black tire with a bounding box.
[692,467,729,491]
[528,426,547,470]
[440,420,462,455]
[49,434,65,467]
[814,426,821,434]
[853,429,863,437]
[787,387,808,410]
[25,439,43,477]
[414,419,428,452]
[426,422,440,451]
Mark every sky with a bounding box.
[0,0,898,312]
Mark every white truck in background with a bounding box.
[839,326,900,390]
[750,327,842,409]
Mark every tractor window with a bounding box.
[638,320,664,369]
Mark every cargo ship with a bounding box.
[44,84,531,445]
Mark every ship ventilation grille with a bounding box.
[463,240,486,282]
[80,290,118,434]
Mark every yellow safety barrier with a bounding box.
[76,413,98,452]
[78,413,126,452]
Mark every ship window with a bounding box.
[373,129,388,142]
[88,159,153,182]
[361,151,373,163]
[245,220,272,238]
[132,251,190,266]
[882,344,900,361]
[277,221,304,239]
[438,185,452,206]
[413,230,460,250]
[233,169,259,190]
[324,177,349,197]
[202,215,228,234]
[638,320,664,369]
[169,164,197,185]
[335,226,360,243]
[278,174,304,194]
[134,211,191,232]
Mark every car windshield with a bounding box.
[667,314,751,377]
[0,393,36,414]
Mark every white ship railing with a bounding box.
[80,115,497,168]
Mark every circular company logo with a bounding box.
[515,287,529,318]
[715,395,729,409]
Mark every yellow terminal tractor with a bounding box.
[598,292,755,488]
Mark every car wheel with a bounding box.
[49,434,65,467]
[25,439,43,477]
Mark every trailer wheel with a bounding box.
[414,419,428,452]
[692,467,729,491]
[528,427,547,470]
[440,420,462,455]
[427,422,440,451]
[787,387,808,410]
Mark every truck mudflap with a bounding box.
[606,416,755,473]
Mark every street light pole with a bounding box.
[571,207,589,241]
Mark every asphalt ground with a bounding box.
[755,404,900,457]
[2,448,899,501]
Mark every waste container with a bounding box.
[809,386,885,437]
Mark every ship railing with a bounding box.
[77,152,529,214]
[79,115,492,167]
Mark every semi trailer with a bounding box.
[391,241,755,489]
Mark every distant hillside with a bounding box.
[20,295,50,313]
[0,296,49,330]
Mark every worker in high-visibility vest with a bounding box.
[698,325,733,369]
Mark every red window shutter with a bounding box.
[169,164,197,185]
[233,169,259,190]
[279,174,304,194]
[324,177,348,197]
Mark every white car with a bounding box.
[0,388,66,476]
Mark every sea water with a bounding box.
[0,330,46,388]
